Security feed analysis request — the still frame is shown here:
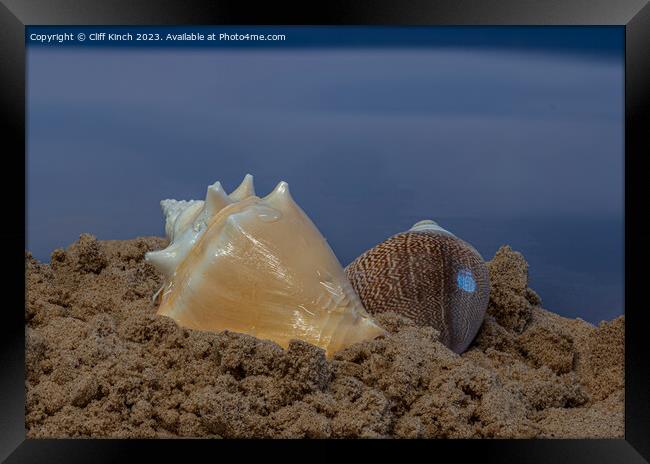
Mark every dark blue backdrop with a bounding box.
[26,26,624,323]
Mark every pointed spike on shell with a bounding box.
[148,220,204,278]
[145,248,180,278]
[205,181,233,216]
[263,181,292,209]
[153,181,386,358]
[229,174,255,201]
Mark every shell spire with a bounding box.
[160,199,202,241]
[158,176,258,243]
[409,219,455,237]
[160,199,184,224]
[149,176,260,276]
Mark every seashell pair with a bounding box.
[146,175,489,356]
[145,175,385,357]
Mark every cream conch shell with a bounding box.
[145,174,386,357]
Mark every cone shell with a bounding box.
[345,220,489,354]
[146,175,385,357]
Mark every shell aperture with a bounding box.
[145,175,386,357]
[345,220,489,354]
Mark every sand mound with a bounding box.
[25,235,624,438]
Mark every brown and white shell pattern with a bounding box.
[345,220,489,353]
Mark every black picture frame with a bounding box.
[2,0,648,462]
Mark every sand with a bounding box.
[25,234,624,438]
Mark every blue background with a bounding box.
[26,27,624,324]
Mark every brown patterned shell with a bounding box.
[345,228,489,353]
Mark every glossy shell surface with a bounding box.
[345,220,489,353]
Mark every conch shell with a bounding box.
[345,220,489,354]
[146,175,385,357]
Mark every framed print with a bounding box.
[1,0,648,461]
